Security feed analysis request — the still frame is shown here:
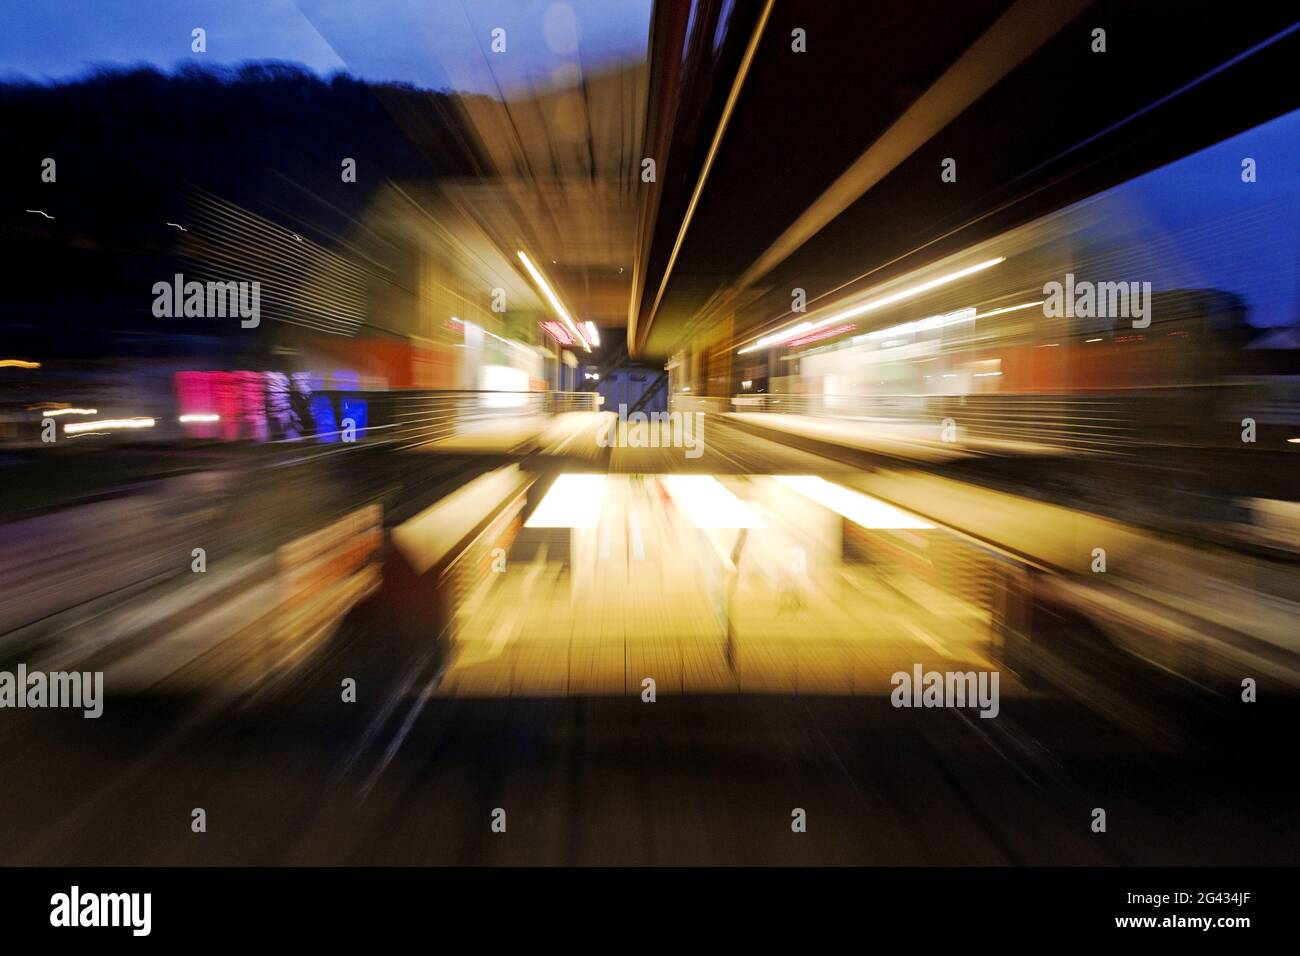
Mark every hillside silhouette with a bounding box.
[0,64,482,357]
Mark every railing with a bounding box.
[670,395,731,415]
[544,391,604,415]
[322,389,600,449]
[729,393,1150,450]
[711,385,1296,453]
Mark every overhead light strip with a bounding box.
[517,250,590,352]
[774,476,934,529]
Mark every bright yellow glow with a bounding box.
[664,475,765,529]
[526,474,605,528]
[0,359,41,369]
[738,257,1006,353]
[39,407,97,417]
[179,413,220,423]
[64,417,156,435]
[773,476,934,529]
[584,321,600,347]
[517,250,590,352]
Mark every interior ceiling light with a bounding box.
[518,250,590,351]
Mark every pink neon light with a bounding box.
[542,321,574,345]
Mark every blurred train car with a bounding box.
[797,289,1251,395]
[965,290,1254,393]
[786,287,1271,451]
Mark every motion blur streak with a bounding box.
[62,417,156,435]
[0,0,1297,867]
[737,257,1006,353]
[517,251,591,351]
[525,474,606,528]
[773,476,934,529]
[663,474,765,528]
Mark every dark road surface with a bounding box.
[3,427,1296,867]
[3,657,1295,866]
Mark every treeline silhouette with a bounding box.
[0,64,483,357]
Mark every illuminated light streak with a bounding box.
[971,300,1044,320]
[64,417,155,436]
[786,323,856,348]
[542,321,575,346]
[738,257,1005,354]
[663,475,764,529]
[526,474,606,528]
[773,475,934,529]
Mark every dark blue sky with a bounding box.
[0,0,653,93]
[1082,108,1299,327]
[2,1,1294,328]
